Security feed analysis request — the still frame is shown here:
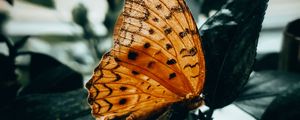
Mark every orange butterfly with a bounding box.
[85,0,205,119]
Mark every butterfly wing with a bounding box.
[86,53,178,119]
[86,0,205,119]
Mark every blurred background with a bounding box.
[0,0,300,120]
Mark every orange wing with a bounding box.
[86,0,205,119]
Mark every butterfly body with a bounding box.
[86,0,205,119]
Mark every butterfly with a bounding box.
[85,0,206,119]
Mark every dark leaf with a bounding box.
[254,53,279,71]
[14,36,30,49]
[106,0,123,12]
[6,0,13,5]
[72,3,96,40]
[72,3,89,28]
[200,0,269,108]
[0,54,20,107]
[261,81,300,120]
[0,89,92,120]
[24,0,55,8]
[103,13,118,36]
[103,0,123,35]
[234,71,300,119]
[0,34,15,56]
[0,12,9,31]
[19,52,83,95]
[0,33,6,42]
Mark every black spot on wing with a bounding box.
[179,31,187,38]
[143,42,151,48]
[189,47,197,56]
[147,85,151,90]
[152,17,159,22]
[167,59,177,65]
[149,29,154,34]
[166,44,173,50]
[119,98,127,105]
[169,73,176,79]
[132,70,140,75]
[128,51,138,60]
[114,57,121,62]
[147,61,155,68]
[165,13,172,19]
[164,27,172,35]
[185,28,190,34]
[119,86,127,91]
[156,4,162,10]
[171,6,184,13]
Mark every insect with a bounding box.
[85,0,206,119]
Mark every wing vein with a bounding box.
[96,76,176,98]
[111,46,186,85]
[118,24,176,58]
[156,0,195,44]
[111,49,188,96]
[124,3,190,49]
